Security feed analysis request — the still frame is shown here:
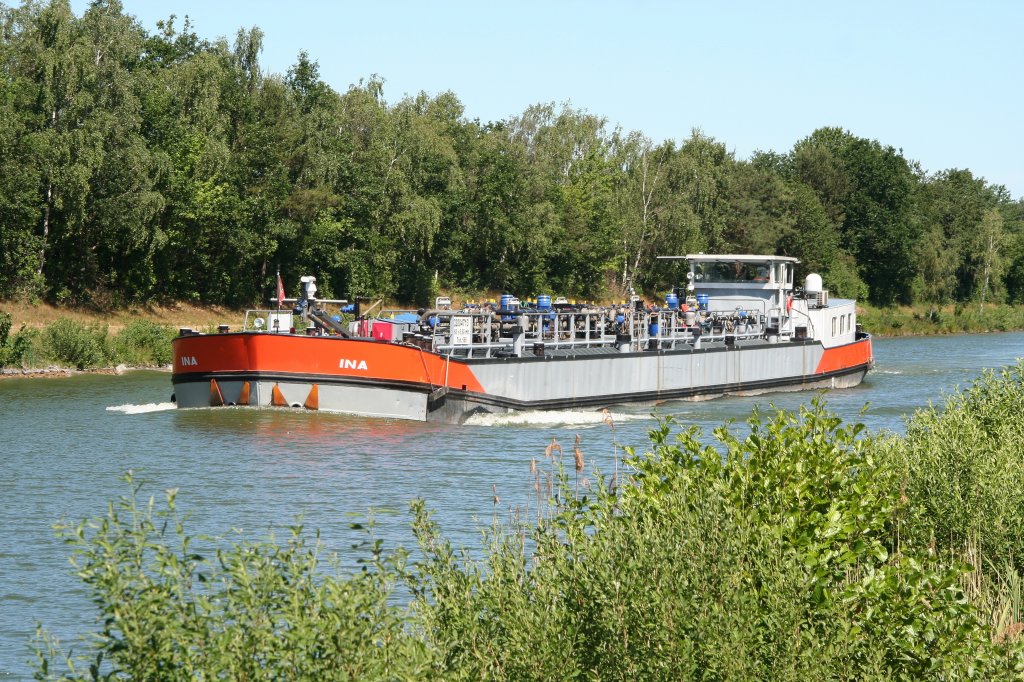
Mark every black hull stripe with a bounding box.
[173,371,436,394]
[441,364,871,412]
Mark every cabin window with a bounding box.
[840,316,845,334]
[848,313,853,331]
[832,317,836,336]
[694,261,770,283]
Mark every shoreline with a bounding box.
[866,326,1024,338]
[5,326,1024,379]
[0,365,171,380]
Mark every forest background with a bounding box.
[2,1,1022,312]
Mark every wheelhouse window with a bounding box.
[693,261,771,283]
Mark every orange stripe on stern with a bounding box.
[815,337,873,374]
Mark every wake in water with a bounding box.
[105,402,651,425]
[464,409,649,428]
[106,402,177,414]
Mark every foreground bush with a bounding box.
[880,363,1024,570]
[35,393,1024,679]
[875,361,1024,644]
[36,476,431,680]
[410,402,1020,680]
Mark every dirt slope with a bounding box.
[0,300,237,334]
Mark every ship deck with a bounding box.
[455,337,793,361]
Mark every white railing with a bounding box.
[425,306,769,356]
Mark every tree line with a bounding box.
[2,0,1022,308]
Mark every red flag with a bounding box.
[276,272,286,308]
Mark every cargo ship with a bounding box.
[171,254,873,422]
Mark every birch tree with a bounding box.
[977,207,1005,311]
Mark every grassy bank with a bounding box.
[858,302,1024,336]
[0,312,179,371]
[0,300,234,333]
[33,365,1024,680]
[0,303,238,371]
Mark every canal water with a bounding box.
[1,332,1023,678]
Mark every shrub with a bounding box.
[877,361,1024,573]
[35,474,433,680]
[42,319,108,369]
[0,311,10,347]
[410,402,1015,680]
[35,398,1024,680]
[0,312,12,367]
[111,319,175,366]
[0,314,39,369]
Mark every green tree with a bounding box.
[722,159,789,255]
[330,77,405,299]
[12,0,96,301]
[677,130,733,253]
[791,130,850,228]
[914,168,1004,304]
[630,133,731,294]
[75,0,164,303]
[610,132,674,295]
[975,207,1005,309]
[441,121,536,293]
[1000,200,1024,303]
[0,4,46,297]
[776,182,867,298]
[792,128,920,305]
[4,2,1024,311]
[503,103,620,296]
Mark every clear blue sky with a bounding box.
[73,0,1024,199]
